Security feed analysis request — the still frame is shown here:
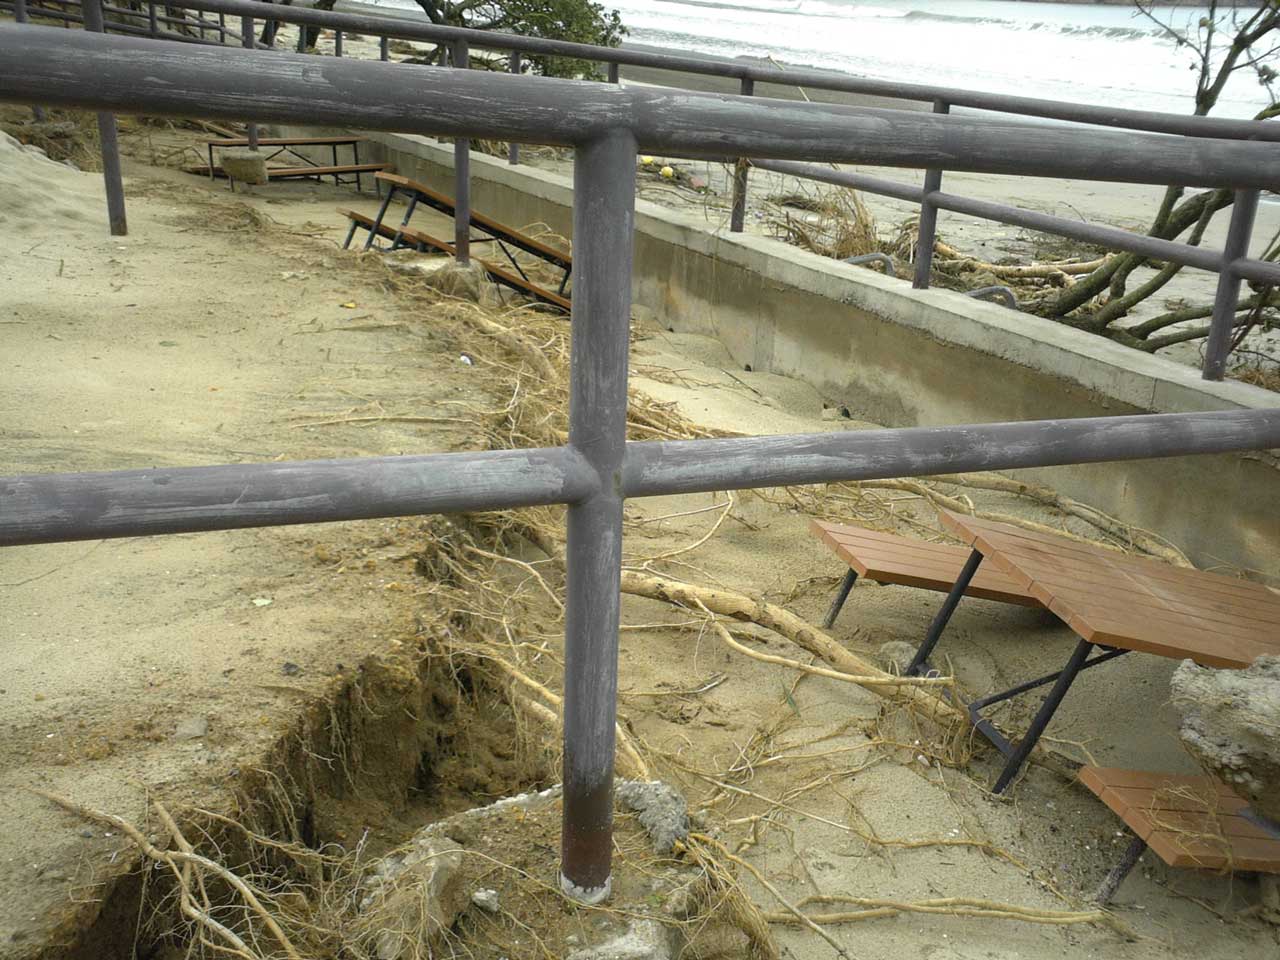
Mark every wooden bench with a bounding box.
[374,172,573,271]
[1080,766,1280,902]
[812,519,1040,629]
[200,136,382,191]
[339,208,571,312]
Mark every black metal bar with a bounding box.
[379,34,387,60]
[843,252,895,277]
[12,0,47,120]
[1203,188,1261,382]
[1095,835,1147,904]
[729,76,754,234]
[508,51,520,165]
[81,0,127,236]
[906,548,983,676]
[388,195,418,251]
[967,646,1130,756]
[991,638,1096,794]
[363,186,395,251]
[912,98,949,289]
[822,569,858,629]
[147,0,156,36]
[241,14,257,149]
[607,61,619,84]
[334,27,341,57]
[452,36,471,265]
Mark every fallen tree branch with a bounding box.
[619,570,966,729]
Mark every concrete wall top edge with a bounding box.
[361,129,1277,418]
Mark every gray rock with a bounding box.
[219,148,268,185]
[615,781,688,854]
[420,259,501,307]
[1171,655,1280,821]
[173,716,209,741]
[356,836,466,960]
[566,920,679,960]
[471,887,500,913]
[878,640,919,674]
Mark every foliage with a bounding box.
[412,0,626,78]
[1034,1,1279,363]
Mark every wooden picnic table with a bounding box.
[911,510,1280,793]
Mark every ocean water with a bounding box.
[364,0,1274,119]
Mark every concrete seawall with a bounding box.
[283,127,1280,577]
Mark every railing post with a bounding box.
[334,29,342,57]
[607,61,620,84]
[452,38,471,265]
[147,0,157,37]
[13,0,47,121]
[379,35,388,61]
[1203,188,1260,381]
[82,0,127,236]
[240,15,258,150]
[913,98,950,289]
[729,75,754,233]
[560,127,637,905]
[508,51,521,165]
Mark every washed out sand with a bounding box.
[1,106,1277,959]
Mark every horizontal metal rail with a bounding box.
[5,409,1277,548]
[5,26,1279,190]
[754,159,1280,286]
[136,0,1280,143]
[3,23,1279,903]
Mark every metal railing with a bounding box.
[4,19,1280,903]
[6,0,1279,378]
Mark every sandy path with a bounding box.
[1,122,1275,958]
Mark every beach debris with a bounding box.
[356,836,467,960]
[1171,655,1280,822]
[615,780,689,854]
[470,887,500,913]
[218,148,267,185]
[251,597,273,607]
[566,920,679,960]
[173,716,209,741]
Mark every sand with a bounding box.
[1,106,1277,959]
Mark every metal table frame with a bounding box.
[905,548,1132,793]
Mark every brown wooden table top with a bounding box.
[811,520,1041,606]
[939,510,1280,670]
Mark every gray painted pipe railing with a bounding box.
[3,23,1280,901]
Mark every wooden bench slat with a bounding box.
[994,542,1280,620]
[956,514,1279,603]
[1080,766,1280,874]
[207,136,365,146]
[1028,571,1280,630]
[341,209,569,311]
[811,520,1041,606]
[375,171,572,267]
[268,163,388,178]
[1040,585,1280,644]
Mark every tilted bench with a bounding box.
[338,208,571,312]
[1080,765,1280,903]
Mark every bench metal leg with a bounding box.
[342,219,359,250]
[1095,835,1146,904]
[390,195,419,251]
[907,548,983,676]
[822,569,858,629]
[991,637,1095,794]
[363,186,396,251]
[207,143,215,181]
